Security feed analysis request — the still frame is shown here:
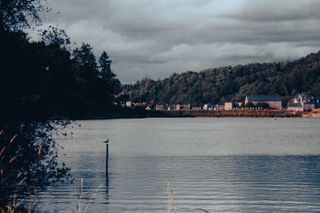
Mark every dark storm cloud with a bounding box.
[38,0,320,82]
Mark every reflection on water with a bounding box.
[37,118,320,212]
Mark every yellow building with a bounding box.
[224,102,234,110]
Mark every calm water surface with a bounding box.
[37,118,320,213]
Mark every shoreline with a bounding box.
[153,110,302,118]
[72,109,315,120]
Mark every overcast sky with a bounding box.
[38,0,320,82]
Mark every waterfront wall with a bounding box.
[157,110,302,118]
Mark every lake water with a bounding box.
[36,118,320,213]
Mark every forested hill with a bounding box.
[123,51,320,105]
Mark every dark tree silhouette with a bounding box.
[99,51,113,79]
[256,103,270,109]
[99,51,121,104]
[0,0,122,208]
[41,25,71,49]
[245,102,256,108]
[72,43,99,82]
[0,0,47,31]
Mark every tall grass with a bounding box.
[167,182,176,213]
[74,179,103,213]
[167,182,211,213]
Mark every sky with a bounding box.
[38,0,320,82]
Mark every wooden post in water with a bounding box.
[103,139,110,199]
[104,139,109,174]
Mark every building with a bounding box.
[176,104,191,111]
[236,102,243,108]
[155,104,164,111]
[287,103,303,111]
[224,102,242,110]
[203,104,214,111]
[215,105,225,111]
[164,104,175,111]
[224,102,234,110]
[303,103,315,111]
[245,95,282,110]
[288,94,316,112]
[145,105,153,111]
[191,106,202,111]
[125,101,133,107]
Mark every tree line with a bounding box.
[0,27,121,121]
[123,52,320,106]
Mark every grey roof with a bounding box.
[287,103,303,108]
[246,95,282,102]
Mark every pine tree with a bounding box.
[99,51,114,80]
[98,51,121,104]
[72,43,99,83]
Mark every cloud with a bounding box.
[224,0,320,22]
[34,0,320,82]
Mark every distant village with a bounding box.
[123,93,320,114]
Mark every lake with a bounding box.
[36,118,320,213]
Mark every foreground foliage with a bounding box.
[0,121,71,207]
[0,0,121,209]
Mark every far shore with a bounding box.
[70,109,320,120]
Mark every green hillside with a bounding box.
[123,51,320,106]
